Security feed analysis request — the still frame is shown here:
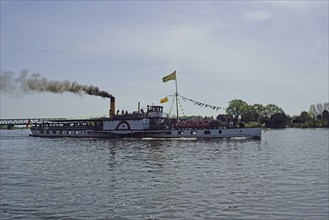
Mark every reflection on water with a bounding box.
[0,129,328,219]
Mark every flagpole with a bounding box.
[175,72,179,120]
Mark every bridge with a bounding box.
[0,118,66,130]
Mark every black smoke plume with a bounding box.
[0,70,113,98]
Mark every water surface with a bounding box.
[1,128,328,219]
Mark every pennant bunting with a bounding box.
[178,95,225,111]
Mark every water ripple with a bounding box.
[0,128,328,219]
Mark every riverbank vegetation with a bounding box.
[224,100,329,128]
[2,100,328,130]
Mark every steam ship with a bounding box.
[30,101,261,139]
[30,71,261,139]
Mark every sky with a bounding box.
[1,0,328,119]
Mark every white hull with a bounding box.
[146,128,261,139]
[30,127,261,139]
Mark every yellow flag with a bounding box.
[160,96,169,104]
[162,71,176,83]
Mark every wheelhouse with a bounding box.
[146,105,166,118]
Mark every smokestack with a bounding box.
[109,96,115,118]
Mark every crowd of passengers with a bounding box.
[171,117,245,129]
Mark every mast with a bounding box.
[162,70,179,119]
[175,75,179,120]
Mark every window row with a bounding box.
[39,130,90,135]
[166,130,222,135]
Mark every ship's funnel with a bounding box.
[109,96,115,118]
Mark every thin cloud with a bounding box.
[243,10,273,23]
[1,1,327,117]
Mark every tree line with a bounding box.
[223,99,329,128]
[292,103,329,128]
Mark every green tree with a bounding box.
[322,110,329,127]
[253,104,265,122]
[258,104,284,127]
[240,104,265,123]
[308,103,329,127]
[268,112,289,128]
[226,99,248,127]
[264,104,284,118]
[300,111,311,122]
[300,111,311,127]
[316,103,329,127]
[241,105,256,122]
